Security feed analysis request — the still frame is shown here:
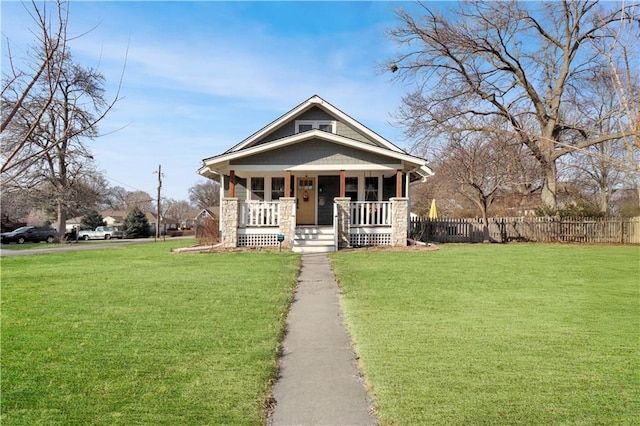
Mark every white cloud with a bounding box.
[3,1,411,200]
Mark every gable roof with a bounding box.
[195,207,219,220]
[226,95,405,154]
[200,95,434,181]
[200,129,433,181]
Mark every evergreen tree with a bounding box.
[122,207,150,238]
[80,210,106,230]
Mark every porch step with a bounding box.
[292,226,336,253]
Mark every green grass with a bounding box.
[0,242,63,250]
[1,241,300,425]
[0,239,131,250]
[331,244,639,425]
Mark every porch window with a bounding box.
[250,177,265,201]
[271,177,285,200]
[295,120,336,134]
[345,177,358,200]
[365,177,379,201]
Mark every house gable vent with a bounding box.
[295,120,336,134]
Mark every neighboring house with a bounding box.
[102,213,125,229]
[65,216,83,232]
[195,207,219,222]
[183,207,219,229]
[198,95,433,252]
[101,210,158,235]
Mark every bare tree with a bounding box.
[1,1,123,238]
[3,51,112,238]
[564,139,627,215]
[437,131,525,240]
[591,2,640,169]
[188,180,220,208]
[123,191,154,213]
[388,0,639,211]
[162,199,191,228]
[588,1,640,209]
[0,188,31,225]
[1,0,67,172]
[102,185,129,210]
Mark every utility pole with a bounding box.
[155,164,162,241]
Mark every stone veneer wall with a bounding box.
[390,197,408,247]
[278,198,296,249]
[221,198,239,248]
[334,197,351,248]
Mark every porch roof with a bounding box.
[199,129,433,181]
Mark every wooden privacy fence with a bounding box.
[410,216,640,244]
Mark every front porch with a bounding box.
[221,198,409,252]
[198,95,434,252]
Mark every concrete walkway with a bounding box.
[269,253,377,425]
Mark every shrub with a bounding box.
[80,210,106,230]
[122,207,150,238]
[196,217,219,244]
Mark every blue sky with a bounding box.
[2,1,428,201]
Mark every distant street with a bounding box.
[0,237,185,257]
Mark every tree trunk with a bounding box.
[56,199,67,242]
[599,187,609,216]
[540,161,558,212]
[480,201,490,243]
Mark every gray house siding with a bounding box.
[297,107,333,121]
[230,139,397,167]
[317,176,340,225]
[251,107,332,147]
[335,121,377,145]
[223,175,247,199]
[244,106,379,149]
[253,122,295,146]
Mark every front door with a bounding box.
[296,177,316,225]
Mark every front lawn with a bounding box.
[1,241,300,425]
[0,241,63,250]
[331,244,639,425]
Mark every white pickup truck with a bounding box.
[78,226,123,240]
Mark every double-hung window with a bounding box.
[345,177,358,200]
[271,177,285,200]
[365,177,379,201]
[251,177,265,201]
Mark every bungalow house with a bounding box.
[198,95,433,252]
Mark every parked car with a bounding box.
[77,226,123,240]
[0,226,56,244]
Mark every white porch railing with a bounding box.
[350,201,392,226]
[240,201,280,227]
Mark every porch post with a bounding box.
[221,197,239,248]
[229,170,236,198]
[334,197,351,248]
[340,170,346,197]
[278,197,296,249]
[396,170,403,198]
[390,197,408,247]
[285,170,291,197]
